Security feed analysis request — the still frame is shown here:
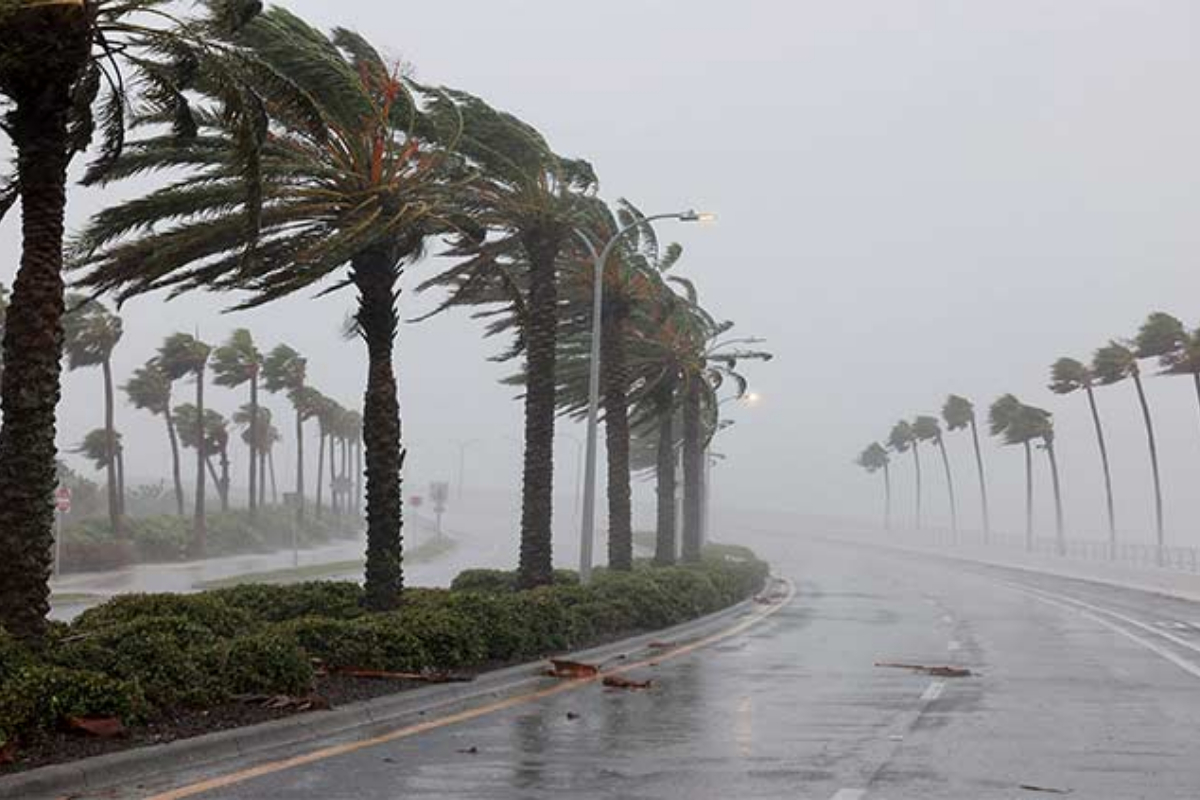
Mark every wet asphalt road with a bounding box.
[139,537,1200,799]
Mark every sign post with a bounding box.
[54,487,72,577]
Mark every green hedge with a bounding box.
[0,547,767,749]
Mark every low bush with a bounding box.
[219,632,314,696]
[72,593,255,638]
[0,665,142,744]
[449,568,579,594]
[209,581,366,623]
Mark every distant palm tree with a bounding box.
[856,442,891,530]
[1050,357,1116,556]
[62,295,124,536]
[1159,324,1200,427]
[124,359,186,516]
[914,415,956,537]
[159,333,211,556]
[262,345,308,518]
[1093,341,1164,564]
[989,394,1037,548]
[175,404,231,512]
[1023,403,1065,555]
[234,404,273,507]
[73,428,125,513]
[211,329,263,515]
[1137,311,1200,434]
[942,394,990,542]
[887,421,919,529]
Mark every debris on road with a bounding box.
[601,675,653,690]
[337,668,474,684]
[1019,784,1072,794]
[875,662,973,678]
[236,694,331,712]
[457,746,479,755]
[566,711,581,720]
[546,659,600,679]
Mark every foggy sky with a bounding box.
[2,0,1199,546]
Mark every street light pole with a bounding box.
[454,439,481,501]
[575,210,712,583]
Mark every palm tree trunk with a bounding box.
[192,367,207,557]
[602,310,633,572]
[936,437,957,539]
[116,446,126,520]
[327,430,338,515]
[315,429,325,520]
[101,358,124,537]
[0,0,91,644]
[883,462,892,531]
[654,383,677,566]
[294,405,305,521]
[268,449,278,505]
[516,229,563,588]
[259,449,267,507]
[352,245,405,611]
[1045,439,1065,555]
[248,374,258,515]
[681,380,703,563]
[968,418,990,543]
[1023,440,1033,551]
[165,403,186,516]
[354,440,362,516]
[911,443,922,531]
[218,445,230,513]
[1131,371,1165,565]
[1083,384,1117,559]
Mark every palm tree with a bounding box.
[887,421,919,529]
[1093,341,1164,564]
[1159,325,1200,427]
[856,442,891,530]
[415,93,596,587]
[124,359,186,516]
[74,14,467,611]
[0,0,259,642]
[913,415,956,538]
[1050,358,1116,556]
[158,333,211,556]
[1137,311,1200,432]
[262,344,308,517]
[73,428,124,507]
[234,404,273,507]
[211,329,262,515]
[989,393,1038,549]
[175,404,231,512]
[62,295,124,536]
[1024,403,1065,555]
[942,394,990,542]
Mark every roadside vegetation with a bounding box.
[0,546,767,770]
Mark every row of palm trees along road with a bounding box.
[857,311,1200,565]
[0,0,770,643]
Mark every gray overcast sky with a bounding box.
[3,0,1199,545]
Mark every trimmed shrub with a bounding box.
[0,629,33,684]
[209,582,366,623]
[0,665,142,743]
[71,593,254,638]
[220,632,313,696]
[387,607,487,669]
[275,616,427,672]
[449,568,580,594]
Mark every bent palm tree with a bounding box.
[211,329,262,515]
[856,442,891,530]
[175,404,231,512]
[124,359,186,516]
[74,14,466,610]
[1094,341,1164,564]
[159,333,210,555]
[1022,403,1065,554]
[1160,325,1200,430]
[262,345,308,517]
[888,421,919,530]
[1050,357,1116,556]
[989,394,1039,550]
[73,428,124,506]
[942,394,990,542]
[914,415,956,538]
[62,295,124,536]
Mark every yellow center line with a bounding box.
[144,579,795,800]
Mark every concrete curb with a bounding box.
[1,588,773,800]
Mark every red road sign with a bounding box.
[409,495,423,508]
[55,486,72,513]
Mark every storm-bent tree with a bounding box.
[942,394,990,541]
[856,442,891,530]
[124,358,186,516]
[1050,357,1116,556]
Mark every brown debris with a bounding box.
[66,716,126,738]
[457,746,479,755]
[337,668,473,684]
[875,662,973,678]
[546,659,600,679]
[601,675,653,690]
[1019,785,1071,795]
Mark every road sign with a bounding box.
[409,495,423,508]
[55,486,72,513]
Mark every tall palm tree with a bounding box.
[62,295,124,536]
[942,394,990,542]
[913,415,956,537]
[887,421,919,529]
[415,93,596,587]
[1137,311,1200,433]
[124,359,186,516]
[989,393,1038,549]
[234,404,273,506]
[211,328,262,514]
[175,403,231,512]
[159,333,210,556]
[1050,357,1116,556]
[74,14,467,611]
[1159,324,1200,428]
[856,442,891,530]
[1023,403,1065,555]
[73,428,124,507]
[0,0,259,642]
[262,344,308,517]
[1093,341,1164,564]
